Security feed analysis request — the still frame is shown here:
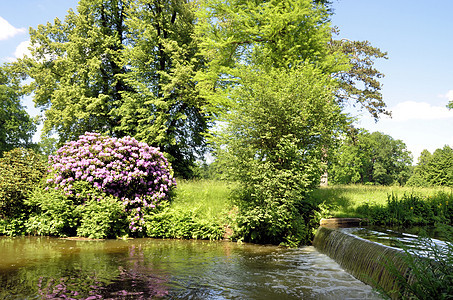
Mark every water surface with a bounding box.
[0,237,380,299]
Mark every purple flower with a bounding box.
[47,132,176,233]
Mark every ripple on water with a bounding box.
[0,238,381,299]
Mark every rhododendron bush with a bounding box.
[46,132,176,233]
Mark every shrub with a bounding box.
[356,193,453,227]
[0,148,47,220]
[24,188,79,237]
[145,201,224,240]
[77,196,128,239]
[380,225,453,299]
[46,132,176,235]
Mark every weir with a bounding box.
[313,226,413,297]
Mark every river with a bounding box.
[0,237,380,299]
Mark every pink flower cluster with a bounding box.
[47,132,176,232]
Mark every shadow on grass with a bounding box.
[308,187,355,217]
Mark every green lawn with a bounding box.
[172,179,236,218]
[308,184,453,218]
[171,181,453,226]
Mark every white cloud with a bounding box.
[14,40,31,58]
[389,101,453,121]
[446,90,453,102]
[0,16,25,40]
[5,40,31,62]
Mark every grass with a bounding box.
[172,179,236,218]
[308,184,453,218]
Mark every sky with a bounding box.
[0,0,452,163]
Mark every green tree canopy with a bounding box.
[194,0,348,110]
[408,146,453,187]
[330,37,389,119]
[19,0,209,177]
[329,130,412,185]
[0,65,36,156]
[215,65,342,245]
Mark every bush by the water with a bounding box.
[356,193,453,227]
[0,132,178,238]
[45,132,176,235]
[380,225,453,299]
[0,148,47,234]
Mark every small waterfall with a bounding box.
[313,226,413,297]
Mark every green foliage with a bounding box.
[215,65,343,246]
[0,65,36,156]
[194,0,347,112]
[329,129,412,185]
[24,188,79,237]
[145,201,224,240]
[77,196,128,239]
[330,37,389,119]
[24,183,128,239]
[380,226,453,299]
[408,146,453,187]
[19,0,209,178]
[355,193,453,227]
[121,0,209,178]
[0,148,47,220]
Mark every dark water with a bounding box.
[0,237,380,299]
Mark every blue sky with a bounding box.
[1,0,452,163]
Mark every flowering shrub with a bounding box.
[46,132,176,233]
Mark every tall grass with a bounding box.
[143,179,235,240]
[309,184,453,218]
[173,179,235,217]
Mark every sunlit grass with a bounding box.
[172,179,236,218]
[309,184,453,218]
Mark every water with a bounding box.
[0,237,380,299]
[340,226,448,252]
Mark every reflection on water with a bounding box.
[0,237,380,299]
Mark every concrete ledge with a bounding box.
[320,218,363,228]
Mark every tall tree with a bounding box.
[408,146,453,187]
[194,0,389,121]
[215,65,343,245]
[119,0,209,177]
[328,127,373,184]
[200,0,347,245]
[194,0,349,109]
[329,130,412,185]
[19,0,209,177]
[22,0,131,142]
[0,64,36,156]
[329,36,389,119]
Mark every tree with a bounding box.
[0,65,36,156]
[194,0,389,121]
[426,146,453,186]
[119,0,209,177]
[19,0,209,177]
[215,65,343,246]
[329,130,412,185]
[406,149,432,187]
[330,37,389,120]
[328,128,373,184]
[23,0,131,142]
[408,146,453,187]
[194,0,348,105]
